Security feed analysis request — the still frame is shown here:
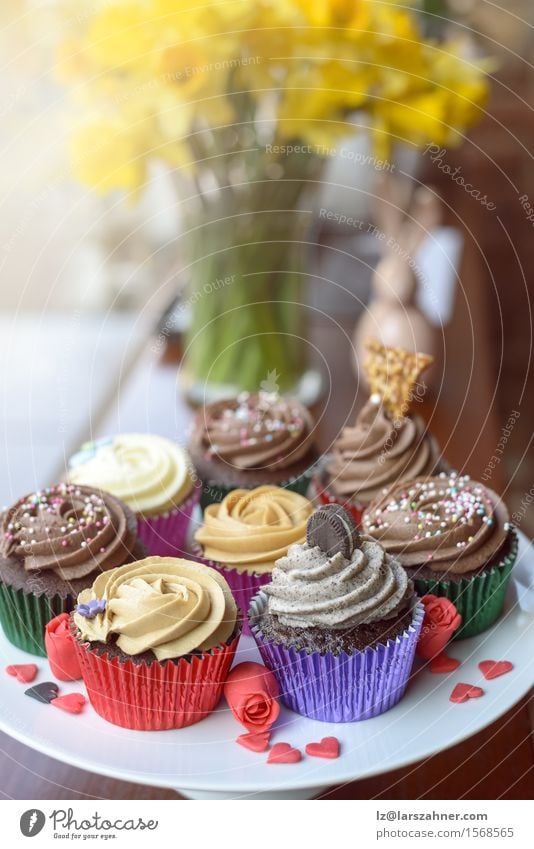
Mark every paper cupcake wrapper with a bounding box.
[412,531,518,639]
[136,486,200,556]
[249,593,424,723]
[0,580,75,656]
[312,474,364,527]
[199,467,314,510]
[191,544,271,636]
[71,622,241,730]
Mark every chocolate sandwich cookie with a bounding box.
[306,503,361,559]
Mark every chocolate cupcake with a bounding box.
[249,504,423,722]
[316,341,444,524]
[362,473,517,638]
[72,557,240,730]
[0,483,145,655]
[189,391,318,508]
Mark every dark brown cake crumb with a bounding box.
[253,607,415,656]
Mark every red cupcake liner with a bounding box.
[191,543,271,636]
[71,619,240,730]
[136,486,200,556]
[312,474,364,527]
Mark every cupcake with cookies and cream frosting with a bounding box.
[193,485,313,632]
[0,483,145,655]
[362,473,517,638]
[68,433,199,556]
[249,503,423,722]
[72,556,240,730]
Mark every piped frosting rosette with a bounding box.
[193,486,313,633]
[249,504,423,722]
[69,434,199,556]
[362,474,517,638]
[71,557,240,730]
[0,483,143,656]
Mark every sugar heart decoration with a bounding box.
[450,683,484,704]
[267,742,301,764]
[50,693,86,714]
[236,731,270,753]
[430,653,461,674]
[479,660,513,681]
[6,664,38,683]
[305,737,340,760]
[25,682,59,704]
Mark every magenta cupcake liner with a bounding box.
[249,592,424,722]
[191,543,271,636]
[136,486,200,556]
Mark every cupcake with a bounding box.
[362,473,517,638]
[188,391,318,508]
[0,483,145,656]
[72,556,240,730]
[316,341,443,524]
[193,486,314,634]
[68,433,199,556]
[249,504,423,722]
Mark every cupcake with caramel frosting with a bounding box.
[363,473,517,638]
[249,503,423,722]
[189,391,318,507]
[0,483,146,656]
[316,341,445,524]
[72,557,240,730]
[193,485,313,632]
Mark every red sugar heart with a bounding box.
[267,742,301,764]
[479,660,513,681]
[50,693,86,714]
[236,731,270,753]
[450,683,484,703]
[305,736,340,760]
[6,664,38,683]
[430,653,461,674]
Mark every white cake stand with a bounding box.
[1,534,533,801]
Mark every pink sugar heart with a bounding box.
[50,693,86,714]
[5,664,38,683]
[267,742,301,764]
[430,653,461,674]
[305,736,340,760]
[450,682,484,704]
[236,731,271,753]
[478,660,513,681]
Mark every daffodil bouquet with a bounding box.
[58,0,488,395]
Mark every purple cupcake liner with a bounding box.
[136,486,201,557]
[191,543,271,636]
[249,592,424,723]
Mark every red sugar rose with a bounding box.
[223,661,280,732]
[45,613,82,681]
[416,595,462,660]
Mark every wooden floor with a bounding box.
[1,306,533,800]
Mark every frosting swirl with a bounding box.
[265,539,411,629]
[68,434,194,515]
[362,474,510,574]
[326,399,440,506]
[0,483,138,580]
[194,486,314,574]
[191,391,315,471]
[74,557,238,660]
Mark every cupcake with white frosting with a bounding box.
[249,504,423,722]
[68,434,199,556]
[72,556,240,730]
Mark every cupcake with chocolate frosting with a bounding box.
[189,391,318,507]
[68,433,199,556]
[72,556,240,730]
[316,341,444,524]
[249,503,423,722]
[193,485,313,633]
[363,473,517,638]
[0,483,145,655]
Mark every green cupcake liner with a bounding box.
[412,531,518,639]
[199,467,314,510]
[0,580,75,656]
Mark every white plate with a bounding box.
[1,534,533,800]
